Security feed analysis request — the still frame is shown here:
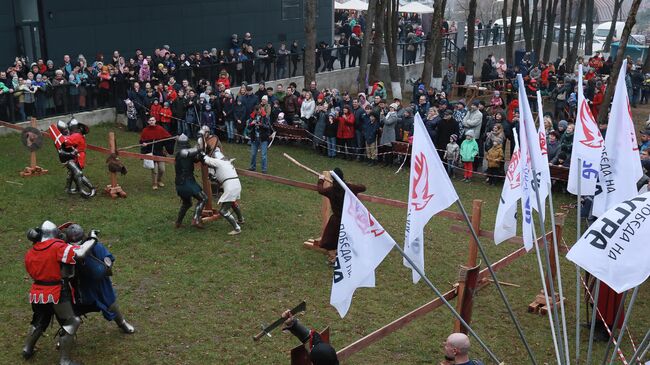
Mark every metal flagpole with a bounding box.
[586,279,601,364]
[607,286,640,365]
[599,290,629,365]
[392,242,501,364]
[530,167,565,364]
[629,329,650,365]
[456,200,538,365]
[531,222,563,365]
[576,158,583,364]
[547,190,571,364]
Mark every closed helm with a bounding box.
[39,220,60,240]
[65,224,85,243]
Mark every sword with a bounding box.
[252,300,306,342]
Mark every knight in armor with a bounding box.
[281,310,339,365]
[56,119,96,198]
[197,126,244,235]
[22,220,99,365]
[174,134,209,228]
[63,224,135,334]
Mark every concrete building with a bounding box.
[0,0,333,66]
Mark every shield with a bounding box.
[21,127,44,152]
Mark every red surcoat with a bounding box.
[24,239,79,304]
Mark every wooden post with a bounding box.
[454,199,482,332]
[20,117,48,177]
[200,137,223,223]
[303,171,332,255]
[103,132,127,198]
[456,265,481,335]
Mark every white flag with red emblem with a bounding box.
[517,77,536,251]
[329,171,395,318]
[568,65,605,195]
[494,131,522,244]
[48,123,65,149]
[403,114,459,283]
[536,90,552,182]
[592,59,643,217]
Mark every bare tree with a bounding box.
[584,0,594,55]
[567,0,585,70]
[431,0,449,87]
[543,0,560,61]
[557,0,568,58]
[603,0,625,52]
[534,0,547,58]
[466,0,478,78]
[520,0,533,51]
[597,0,643,123]
[564,0,573,57]
[384,0,401,99]
[421,0,446,88]
[303,0,317,88]
[358,0,379,93]
[505,0,519,65]
[369,0,385,85]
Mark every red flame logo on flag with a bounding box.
[348,199,385,237]
[578,99,603,149]
[411,152,434,211]
[539,131,547,156]
[507,149,521,189]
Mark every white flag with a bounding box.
[494,132,521,244]
[403,114,459,283]
[592,59,643,217]
[567,192,650,293]
[536,90,552,184]
[329,171,395,317]
[517,76,536,251]
[568,65,605,195]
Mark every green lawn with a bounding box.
[0,123,647,364]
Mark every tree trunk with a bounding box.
[603,0,624,52]
[565,0,573,57]
[557,0,567,58]
[543,0,559,61]
[303,0,317,89]
[369,0,385,85]
[421,0,446,88]
[384,0,401,99]
[530,0,540,54]
[506,0,519,65]
[358,0,378,93]
[466,0,478,77]
[584,0,594,55]
[431,0,448,84]
[567,0,585,70]
[520,0,533,51]
[597,0,643,124]
[534,0,547,58]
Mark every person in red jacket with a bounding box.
[591,87,604,117]
[337,105,356,160]
[216,69,231,90]
[159,101,173,133]
[22,220,98,364]
[149,99,162,123]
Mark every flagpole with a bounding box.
[576,158,583,364]
[530,167,566,365]
[629,329,650,365]
[456,200,538,365]
[547,190,571,364]
[586,279,601,364]
[606,286,640,365]
[391,241,501,364]
[599,290,629,365]
[530,222,563,365]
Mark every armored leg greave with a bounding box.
[57,330,78,365]
[231,202,244,223]
[108,302,135,334]
[176,197,193,226]
[65,171,76,194]
[53,302,81,365]
[221,210,241,232]
[22,325,44,359]
[192,191,208,222]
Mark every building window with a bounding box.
[282,0,302,20]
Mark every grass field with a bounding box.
[0,122,647,364]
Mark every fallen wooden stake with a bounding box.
[487,279,520,288]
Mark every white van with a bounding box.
[594,21,626,41]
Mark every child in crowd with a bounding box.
[485,140,504,185]
[443,134,459,178]
[460,130,479,182]
[159,101,172,133]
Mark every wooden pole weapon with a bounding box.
[282,153,332,183]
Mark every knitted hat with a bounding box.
[558,120,568,129]
[465,130,475,138]
[450,134,458,141]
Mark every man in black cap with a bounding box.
[282,310,339,365]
